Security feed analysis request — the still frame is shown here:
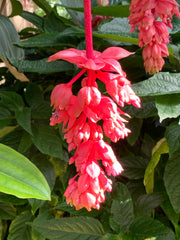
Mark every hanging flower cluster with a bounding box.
[128,0,180,74]
[48,46,141,211]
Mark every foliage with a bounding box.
[0,0,180,239]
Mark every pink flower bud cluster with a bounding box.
[48,47,140,211]
[128,0,180,74]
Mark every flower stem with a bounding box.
[67,68,87,86]
[84,0,94,59]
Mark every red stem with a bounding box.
[84,0,94,59]
[67,68,87,86]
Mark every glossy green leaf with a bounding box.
[18,132,33,154]
[165,124,180,157]
[127,118,143,146]
[155,94,180,122]
[31,217,105,240]
[144,138,169,194]
[31,125,63,159]
[0,144,51,200]
[0,192,27,205]
[10,58,74,74]
[110,183,134,233]
[132,72,180,97]
[124,217,176,240]
[0,202,16,220]
[7,211,32,240]
[0,15,24,60]
[164,151,180,213]
[9,0,23,17]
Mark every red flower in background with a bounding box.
[128,0,180,74]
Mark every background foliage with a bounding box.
[0,0,180,239]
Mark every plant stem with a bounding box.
[84,0,94,59]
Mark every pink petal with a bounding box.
[101,47,134,60]
[47,48,87,65]
[86,161,100,178]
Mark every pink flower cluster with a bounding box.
[48,46,140,211]
[128,0,180,74]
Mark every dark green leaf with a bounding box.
[32,0,52,14]
[9,0,23,17]
[127,118,142,146]
[44,11,66,33]
[7,211,32,240]
[31,101,51,119]
[0,91,24,112]
[164,150,180,213]
[21,11,44,31]
[10,58,74,74]
[0,106,12,120]
[110,183,134,233]
[165,124,180,157]
[0,202,16,220]
[31,125,63,159]
[132,72,180,97]
[18,132,33,154]
[15,108,32,134]
[0,144,51,200]
[24,83,43,106]
[134,193,164,217]
[124,217,176,240]
[16,32,77,48]
[0,15,24,60]
[155,94,180,122]
[121,156,149,180]
[31,217,105,240]
[0,192,27,205]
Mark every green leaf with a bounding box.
[7,211,32,240]
[31,101,51,119]
[18,132,33,154]
[127,118,142,146]
[9,0,23,17]
[0,128,23,150]
[94,18,139,45]
[124,100,158,118]
[0,15,24,60]
[155,94,180,122]
[0,106,12,120]
[21,11,44,31]
[66,5,130,17]
[0,91,24,112]
[121,156,149,180]
[144,138,169,194]
[0,143,51,200]
[15,108,32,134]
[31,217,105,240]
[132,72,180,97]
[31,125,63,159]
[25,83,44,106]
[10,58,74,74]
[124,217,176,240]
[44,11,66,33]
[164,150,180,213]
[110,183,134,233]
[0,202,16,220]
[0,192,27,205]
[32,0,52,14]
[165,124,180,157]
[134,193,164,217]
